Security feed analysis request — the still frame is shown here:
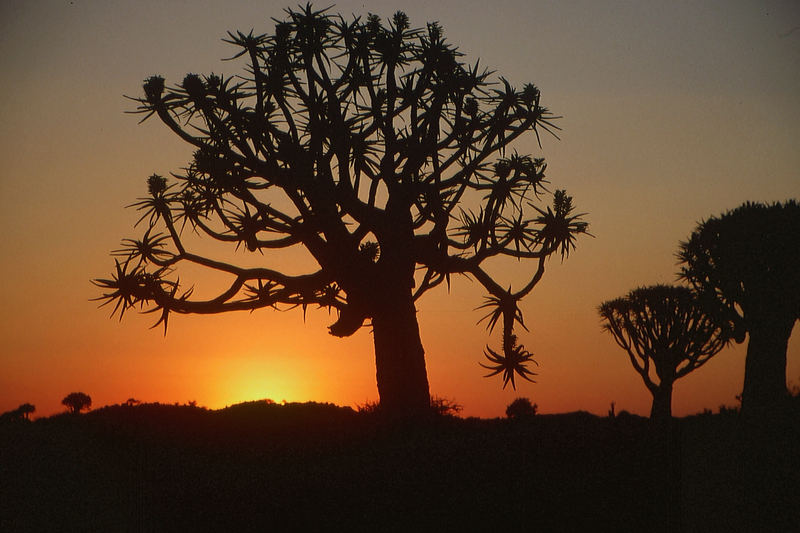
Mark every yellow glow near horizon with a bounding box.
[207,355,307,408]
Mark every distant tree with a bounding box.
[1,404,35,423]
[678,201,799,417]
[62,392,92,414]
[17,403,35,421]
[599,285,729,422]
[505,397,537,419]
[94,6,589,417]
[124,398,141,407]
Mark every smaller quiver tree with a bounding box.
[62,392,92,414]
[18,403,35,421]
[0,403,36,423]
[599,285,729,422]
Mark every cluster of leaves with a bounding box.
[678,200,800,338]
[481,335,538,389]
[95,5,589,387]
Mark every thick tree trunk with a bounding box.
[371,292,431,417]
[741,318,795,418]
[650,381,674,423]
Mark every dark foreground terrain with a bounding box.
[2,401,798,532]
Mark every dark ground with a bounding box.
[1,400,798,532]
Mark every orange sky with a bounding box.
[1,0,798,419]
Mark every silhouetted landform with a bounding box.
[2,399,798,531]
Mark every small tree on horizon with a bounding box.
[678,200,799,418]
[18,403,35,421]
[599,285,729,422]
[62,392,92,414]
[0,403,36,423]
[505,397,537,419]
[94,6,589,417]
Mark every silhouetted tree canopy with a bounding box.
[599,285,728,421]
[678,200,799,417]
[1,403,36,423]
[94,5,589,415]
[18,403,35,420]
[62,392,92,414]
[505,397,537,419]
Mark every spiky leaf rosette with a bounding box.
[480,335,538,389]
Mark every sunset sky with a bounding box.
[1,0,798,419]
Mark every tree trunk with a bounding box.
[741,318,795,418]
[650,381,674,423]
[371,292,431,417]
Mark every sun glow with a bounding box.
[206,355,307,409]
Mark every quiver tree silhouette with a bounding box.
[599,285,729,422]
[62,392,92,414]
[0,403,36,423]
[17,403,35,421]
[93,6,589,416]
[678,201,799,418]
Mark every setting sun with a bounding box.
[209,354,311,408]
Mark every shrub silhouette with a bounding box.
[62,392,92,414]
[679,200,799,418]
[0,403,35,423]
[506,397,537,419]
[357,395,462,417]
[18,403,35,420]
[430,396,463,417]
[599,285,728,422]
[93,5,589,417]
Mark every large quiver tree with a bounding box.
[679,201,799,417]
[94,6,589,416]
[599,285,729,422]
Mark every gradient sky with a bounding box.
[1,0,798,419]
